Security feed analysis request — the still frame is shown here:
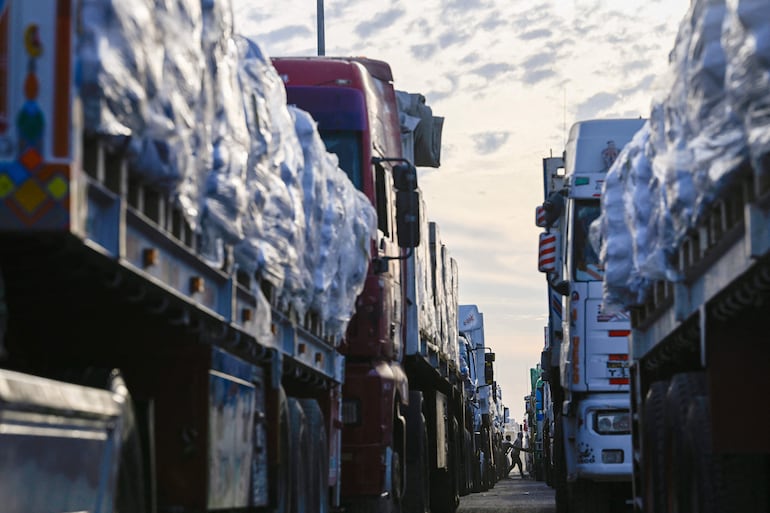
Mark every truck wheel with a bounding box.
[664,372,706,513]
[471,448,482,493]
[642,381,667,513]
[404,391,430,513]
[570,479,610,513]
[553,412,568,513]
[288,398,310,513]
[680,396,720,513]
[431,418,460,513]
[270,387,291,513]
[717,453,769,513]
[392,402,406,512]
[299,399,329,513]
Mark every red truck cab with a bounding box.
[272,57,415,512]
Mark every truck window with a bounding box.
[572,200,603,282]
[319,130,363,191]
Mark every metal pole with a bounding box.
[317,0,325,56]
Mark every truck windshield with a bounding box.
[319,130,363,191]
[572,200,603,282]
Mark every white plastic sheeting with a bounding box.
[77,0,376,340]
[594,0,770,310]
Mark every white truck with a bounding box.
[594,1,770,512]
[458,304,500,492]
[536,118,645,513]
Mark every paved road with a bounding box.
[457,476,556,513]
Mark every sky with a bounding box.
[232,0,691,425]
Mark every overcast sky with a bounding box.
[232,0,691,424]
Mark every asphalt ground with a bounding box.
[457,475,556,513]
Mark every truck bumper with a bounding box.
[569,394,632,482]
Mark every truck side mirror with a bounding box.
[393,162,417,191]
[484,352,495,385]
[551,279,570,296]
[396,190,420,248]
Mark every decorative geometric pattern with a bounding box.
[14,178,46,213]
[0,174,13,198]
[1,20,71,228]
[46,174,67,199]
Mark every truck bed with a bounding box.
[629,164,770,361]
[0,137,341,384]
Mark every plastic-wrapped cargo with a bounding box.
[429,223,450,358]
[78,0,211,227]
[687,0,747,219]
[290,107,376,336]
[232,36,306,310]
[596,0,770,310]
[592,129,639,310]
[415,197,439,346]
[447,257,460,369]
[198,0,251,266]
[75,0,377,340]
[724,0,770,173]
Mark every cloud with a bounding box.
[619,73,657,96]
[479,11,509,31]
[354,7,407,38]
[470,62,515,80]
[426,76,460,103]
[460,52,481,65]
[622,58,653,73]
[441,0,493,16]
[471,131,511,154]
[262,24,313,44]
[575,92,621,119]
[438,29,473,48]
[522,68,557,85]
[411,43,438,60]
[512,2,552,31]
[519,28,552,41]
[522,51,554,70]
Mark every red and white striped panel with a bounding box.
[535,205,547,227]
[538,232,557,272]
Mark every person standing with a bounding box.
[507,432,530,478]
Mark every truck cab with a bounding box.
[536,119,644,511]
[272,56,417,513]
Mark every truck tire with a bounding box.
[553,411,568,513]
[460,427,473,496]
[717,453,769,513]
[392,401,406,513]
[404,391,430,513]
[680,396,720,513]
[288,398,310,513]
[471,447,482,493]
[642,381,667,513]
[270,387,291,513]
[431,418,460,513]
[663,372,706,513]
[299,399,329,513]
[570,479,610,513]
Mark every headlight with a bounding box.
[342,398,361,425]
[601,449,624,463]
[594,410,630,435]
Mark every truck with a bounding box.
[535,118,646,513]
[593,1,770,512]
[457,304,502,492]
[0,2,434,513]
[524,363,551,483]
[271,56,472,513]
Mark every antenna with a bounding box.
[317,0,325,56]
[563,87,567,148]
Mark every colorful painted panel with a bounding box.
[0,0,74,230]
